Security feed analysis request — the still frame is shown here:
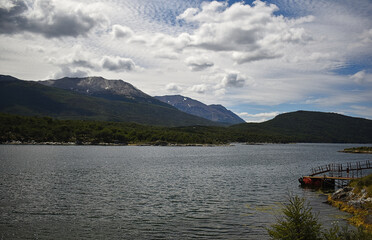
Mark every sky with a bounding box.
[0,0,372,122]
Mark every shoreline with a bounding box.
[0,140,298,147]
[340,147,372,154]
[0,140,231,147]
[327,187,372,232]
[340,150,372,154]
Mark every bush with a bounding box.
[268,195,322,240]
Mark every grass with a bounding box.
[327,195,372,232]
[350,174,372,198]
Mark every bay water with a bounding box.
[0,143,370,239]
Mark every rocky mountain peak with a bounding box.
[39,76,153,100]
[154,95,245,125]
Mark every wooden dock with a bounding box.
[299,160,372,188]
[303,176,355,180]
[310,160,371,178]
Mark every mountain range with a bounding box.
[154,95,245,125]
[0,75,241,126]
[1,74,372,143]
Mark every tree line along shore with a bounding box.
[0,113,310,145]
[2,112,372,145]
[341,147,372,154]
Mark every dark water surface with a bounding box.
[0,143,371,239]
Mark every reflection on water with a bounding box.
[0,143,368,239]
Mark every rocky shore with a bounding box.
[328,186,372,231]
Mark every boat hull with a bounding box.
[299,176,335,188]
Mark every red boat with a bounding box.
[298,176,334,188]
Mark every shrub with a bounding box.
[268,195,322,240]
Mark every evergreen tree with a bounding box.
[268,195,322,240]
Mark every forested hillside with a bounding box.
[1,111,371,144]
[0,78,217,127]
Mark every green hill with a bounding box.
[0,78,218,127]
[230,111,372,143]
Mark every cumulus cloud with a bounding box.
[0,0,17,10]
[47,46,100,71]
[50,66,89,79]
[48,48,99,70]
[165,83,182,92]
[176,7,199,21]
[110,1,312,65]
[0,0,28,34]
[111,24,189,51]
[190,70,253,96]
[48,46,139,77]
[177,1,227,23]
[184,56,214,71]
[219,72,246,88]
[0,0,104,38]
[190,84,207,93]
[112,24,134,39]
[232,50,283,64]
[150,32,192,52]
[101,56,136,72]
[176,0,312,64]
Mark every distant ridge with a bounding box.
[0,75,19,82]
[0,75,218,127]
[1,74,371,143]
[231,110,372,143]
[155,95,245,125]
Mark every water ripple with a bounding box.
[0,144,362,239]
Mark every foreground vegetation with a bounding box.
[268,195,372,239]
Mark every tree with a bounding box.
[268,195,372,240]
[268,195,322,240]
